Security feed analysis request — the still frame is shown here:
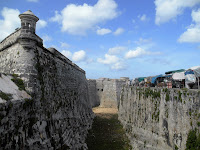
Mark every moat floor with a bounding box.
[86,107,132,150]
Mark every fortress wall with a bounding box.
[0,29,21,51]
[87,79,99,107]
[118,86,200,150]
[0,42,38,93]
[95,78,128,108]
[0,41,94,149]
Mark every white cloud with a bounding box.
[155,0,200,25]
[96,28,112,35]
[97,54,119,64]
[192,9,200,23]
[108,46,126,55]
[0,7,20,41]
[72,50,87,62]
[178,25,200,43]
[42,35,52,43]
[134,38,152,45]
[50,0,118,35]
[111,62,126,70]
[97,54,126,70]
[113,27,124,35]
[60,42,70,48]
[62,50,89,62]
[50,11,62,22]
[37,20,47,30]
[27,0,38,2]
[138,14,148,21]
[61,50,72,58]
[125,47,161,59]
[178,9,200,43]
[27,0,39,2]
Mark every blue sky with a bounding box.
[0,0,200,79]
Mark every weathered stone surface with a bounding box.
[87,79,99,107]
[118,86,200,150]
[0,10,94,150]
[95,78,129,108]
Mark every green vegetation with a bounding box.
[175,144,178,150]
[144,88,160,99]
[189,111,192,116]
[11,74,25,91]
[178,91,182,103]
[86,114,131,150]
[186,129,200,150]
[165,93,170,102]
[0,91,12,101]
[197,122,200,127]
[163,88,170,102]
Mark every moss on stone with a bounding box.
[0,91,12,101]
[165,93,170,102]
[178,91,182,103]
[11,74,25,91]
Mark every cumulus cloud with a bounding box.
[113,27,124,35]
[97,54,126,70]
[178,25,200,43]
[50,0,118,35]
[111,62,126,70]
[0,7,20,41]
[138,14,148,21]
[61,50,72,58]
[155,0,200,25]
[125,47,161,59]
[97,54,119,64]
[37,20,47,30]
[62,50,87,62]
[96,28,112,35]
[27,0,38,2]
[72,50,87,62]
[50,11,62,22]
[108,46,126,55]
[178,9,200,43]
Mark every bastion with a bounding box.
[0,10,94,149]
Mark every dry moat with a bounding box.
[86,107,131,150]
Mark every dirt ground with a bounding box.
[92,107,118,119]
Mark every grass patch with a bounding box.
[11,74,25,91]
[186,129,200,150]
[86,114,131,150]
[0,91,12,101]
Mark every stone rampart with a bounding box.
[118,86,200,150]
[0,32,94,149]
[87,79,99,107]
[95,78,128,108]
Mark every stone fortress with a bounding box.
[0,10,200,150]
[0,10,94,149]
